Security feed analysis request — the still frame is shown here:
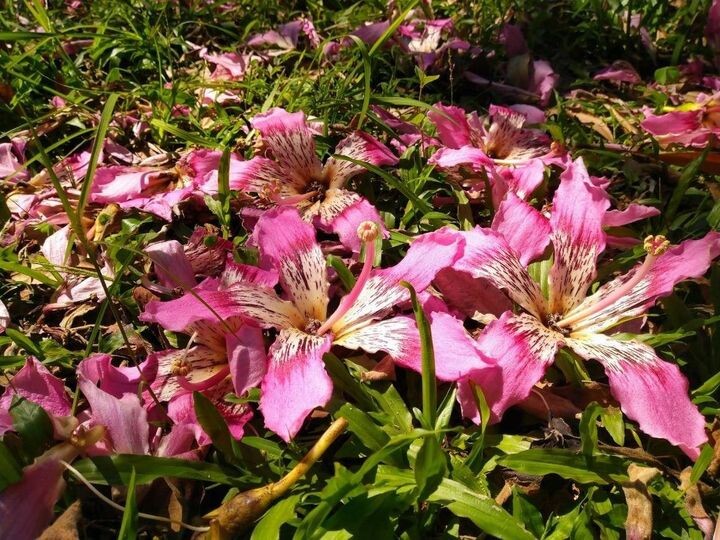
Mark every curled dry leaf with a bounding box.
[622,463,661,540]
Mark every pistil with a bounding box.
[555,235,669,329]
[316,221,379,336]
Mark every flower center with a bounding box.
[171,357,192,377]
[304,318,322,333]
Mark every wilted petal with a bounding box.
[570,232,720,333]
[492,192,551,265]
[78,353,155,398]
[254,207,329,322]
[428,103,473,148]
[146,240,196,290]
[429,146,494,170]
[0,458,67,540]
[0,300,9,333]
[548,158,610,313]
[41,225,71,267]
[334,228,463,332]
[453,227,546,318]
[567,333,707,457]
[260,329,333,441]
[79,374,150,454]
[604,204,660,228]
[0,358,71,432]
[530,60,558,106]
[251,108,322,183]
[90,166,170,204]
[0,141,27,183]
[324,132,397,190]
[594,61,642,84]
[228,325,267,396]
[640,109,706,147]
[458,312,561,424]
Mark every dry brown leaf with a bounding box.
[39,500,81,540]
[622,463,661,540]
[604,104,639,135]
[680,467,714,539]
[567,110,615,142]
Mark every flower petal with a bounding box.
[79,374,150,454]
[324,132,397,190]
[78,353,155,398]
[458,312,561,424]
[453,227,547,318]
[254,207,329,322]
[429,146,494,170]
[227,325,267,396]
[603,204,660,228]
[548,158,610,313]
[321,194,387,253]
[149,346,227,402]
[260,329,333,441]
[492,192,551,265]
[567,333,707,457]
[146,240,196,290]
[570,232,720,333]
[430,311,495,381]
[250,108,322,183]
[428,103,472,148]
[334,228,463,332]
[434,268,512,318]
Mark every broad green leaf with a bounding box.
[512,488,544,538]
[600,407,625,446]
[251,494,301,540]
[0,441,23,491]
[193,391,238,463]
[498,448,628,484]
[414,436,446,501]
[690,444,714,484]
[579,402,603,456]
[10,397,53,460]
[337,404,390,452]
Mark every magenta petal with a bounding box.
[429,146,494,170]
[228,325,267,396]
[325,196,387,253]
[548,158,610,313]
[492,192,551,265]
[78,353,155,399]
[434,268,512,318]
[567,334,707,457]
[0,458,67,540]
[90,166,166,203]
[430,311,495,381]
[146,240,196,290]
[0,358,71,430]
[260,329,333,441]
[79,375,150,454]
[325,131,398,189]
[458,312,561,424]
[593,61,642,84]
[428,103,472,148]
[603,204,660,227]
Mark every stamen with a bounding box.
[555,235,669,329]
[316,221,379,336]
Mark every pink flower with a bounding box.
[429,103,553,168]
[232,108,398,252]
[594,61,642,84]
[0,139,28,183]
[141,207,464,440]
[641,93,720,147]
[445,158,719,458]
[396,18,471,72]
[247,18,320,53]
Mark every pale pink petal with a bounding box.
[323,195,387,253]
[452,227,547,318]
[570,232,720,333]
[492,192,551,265]
[89,166,169,203]
[202,52,251,79]
[430,311,495,381]
[567,333,707,457]
[254,207,329,322]
[146,240,196,290]
[324,132,397,190]
[428,103,473,148]
[548,158,610,313]
[260,329,333,441]
[509,104,546,124]
[221,260,279,288]
[641,109,707,146]
[352,21,391,45]
[250,108,322,183]
[41,225,71,267]
[594,61,642,84]
[0,300,9,333]
[603,204,660,227]
[458,312,561,424]
[0,458,67,540]
[79,374,150,454]
[434,268,512,318]
[334,228,463,332]
[78,353,155,399]
[0,142,27,183]
[530,60,558,106]
[148,346,227,402]
[0,358,71,432]
[228,325,267,396]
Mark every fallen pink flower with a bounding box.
[247,18,320,54]
[641,93,720,147]
[594,61,642,84]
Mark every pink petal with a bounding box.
[529,60,558,106]
[429,145,494,170]
[228,325,267,396]
[78,353,155,398]
[79,374,150,454]
[0,300,9,333]
[509,104,546,124]
[640,109,706,146]
[323,195,387,253]
[178,149,223,183]
[494,158,545,202]
[452,227,547,318]
[254,207,329,322]
[548,158,610,313]
[335,227,464,332]
[260,329,333,441]
[250,108,322,183]
[221,260,279,288]
[434,268,512,318]
[428,103,473,148]
[492,192,551,265]
[324,132,398,190]
[603,204,660,227]
[593,61,642,84]
[458,312,561,424]
[41,225,71,267]
[567,333,707,458]
[89,166,168,203]
[146,240,196,290]
[352,21,391,45]
[0,358,71,433]
[430,311,495,381]
[0,458,67,540]
[570,232,720,333]
[501,24,528,56]
[0,142,27,183]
